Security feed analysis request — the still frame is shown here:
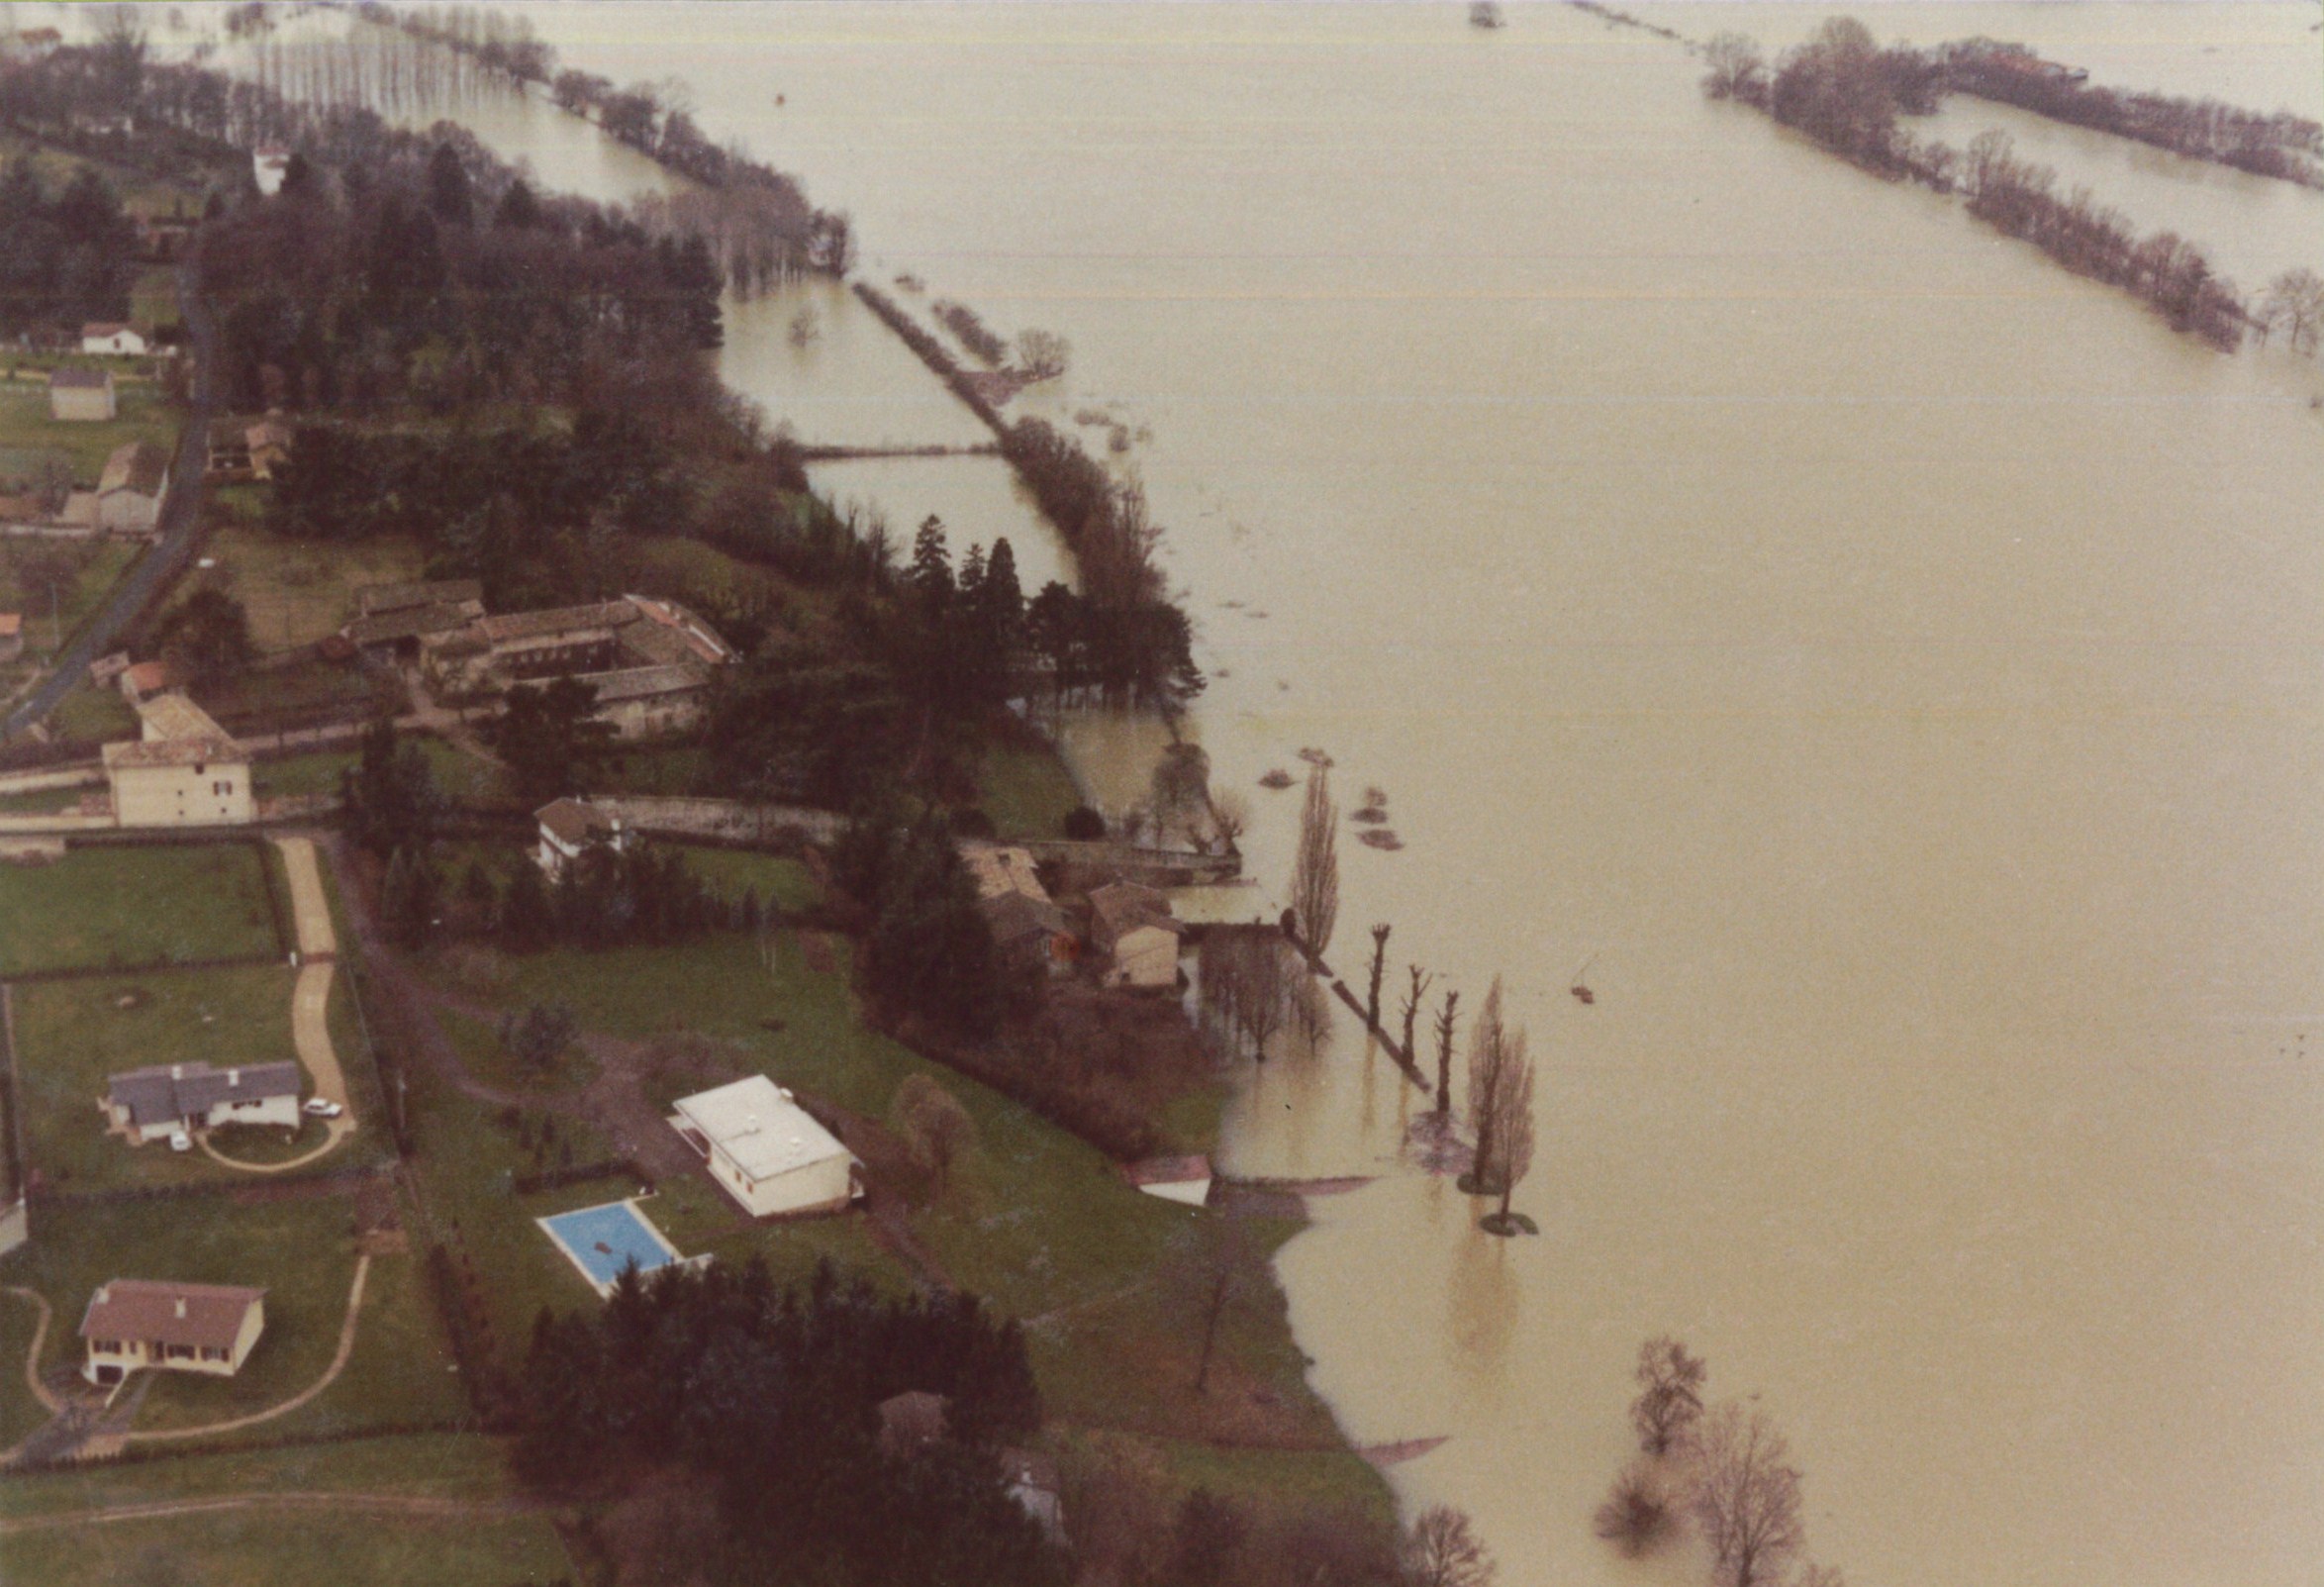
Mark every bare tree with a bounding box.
[1432,988,1460,1118]
[1399,964,1432,1069]
[1208,787,1249,852]
[1701,32,1766,101]
[1795,1564,1847,1587]
[1464,979,1510,1188]
[1165,1224,1254,1394]
[1485,1047,1533,1228]
[1594,1458,1680,1557]
[1400,1505,1496,1587]
[1630,1336,1708,1456]
[891,1072,976,1202]
[1693,1402,1806,1587]
[1289,761,1339,957]
[2260,266,2324,355]
[1016,327,1071,380]
[1365,923,1392,1029]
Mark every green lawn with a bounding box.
[418,737,511,807]
[677,847,822,912]
[0,781,100,815]
[591,744,707,796]
[436,1007,598,1096]
[0,1506,572,1587]
[129,264,179,330]
[0,1288,51,1451]
[0,1432,521,1523]
[0,842,281,975]
[251,749,357,801]
[198,524,428,655]
[977,740,1083,840]
[9,1193,465,1441]
[12,967,299,1192]
[45,681,137,744]
[0,540,143,660]
[0,383,174,488]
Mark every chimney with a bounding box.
[169,1064,183,1081]
[94,1285,108,1305]
[228,1068,241,1087]
[174,1298,187,1320]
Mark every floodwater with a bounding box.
[260,5,2324,1585]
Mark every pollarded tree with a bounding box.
[1288,761,1339,957]
[1016,328,1070,380]
[1463,978,1510,1187]
[1483,1046,1534,1232]
[1693,1402,1806,1587]
[1701,32,1767,102]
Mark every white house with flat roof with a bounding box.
[668,1075,860,1218]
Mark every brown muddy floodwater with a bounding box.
[258,4,2324,1583]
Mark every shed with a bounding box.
[47,365,116,422]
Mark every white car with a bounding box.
[303,1098,343,1119]
[167,1131,193,1152]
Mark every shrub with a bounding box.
[1062,805,1107,841]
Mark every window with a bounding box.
[91,1338,119,1354]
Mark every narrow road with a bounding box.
[202,837,354,1173]
[2,1288,57,1416]
[3,263,220,741]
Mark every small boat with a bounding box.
[1470,2,1506,30]
[1570,953,1598,1005]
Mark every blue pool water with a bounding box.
[538,1201,679,1292]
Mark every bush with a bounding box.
[1062,805,1107,841]
[949,807,998,840]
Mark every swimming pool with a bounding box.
[536,1199,688,1297]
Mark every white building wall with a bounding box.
[1105,924,1182,989]
[97,489,161,535]
[200,1094,300,1132]
[713,1144,855,1218]
[49,386,115,422]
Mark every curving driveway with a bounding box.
[203,838,354,1174]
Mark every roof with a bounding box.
[573,664,707,705]
[878,1391,949,1453]
[535,798,624,846]
[246,420,293,449]
[672,1075,852,1182]
[82,322,135,340]
[479,601,635,645]
[1090,882,1181,942]
[48,366,111,389]
[99,440,170,498]
[979,889,1069,946]
[626,595,737,665]
[963,846,1048,905]
[107,1060,302,1131]
[356,578,484,618]
[343,603,476,647]
[79,1279,265,1350]
[120,659,173,695]
[103,735,245,772]
[136,691,230,744]
[1123,1153,1212,1187]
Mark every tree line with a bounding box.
[0,158,138,338]
[517,1257,1056,1587]
[1702,20,2290,352]
[1937,39,2323,188]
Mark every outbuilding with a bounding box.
[96,440,170,535]
[668,1075,861,1219]
[1088,881,1186,990]
[47,365,116,422]
[533,797,632,877]
[81,322,148,357]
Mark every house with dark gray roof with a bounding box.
[105,1060,303,1143]
[96,440,170,534]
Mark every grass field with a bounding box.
[677,847,822,912]
[0,383,174,488]
[250,749,357,802]
[0,540,143,660]
[11,1192,465,1441]
[0,781,100,815]
[198,525,428,655]
[436,1007,598,1096]
[11,966,300,1192]
[977,740,1082,839]
[196,655,387,728]
[45,680,137,744]
[0,1290,50,1452]
[0,842,281,975]
[0,1432,522,1523]
[0,1505,572,1587]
